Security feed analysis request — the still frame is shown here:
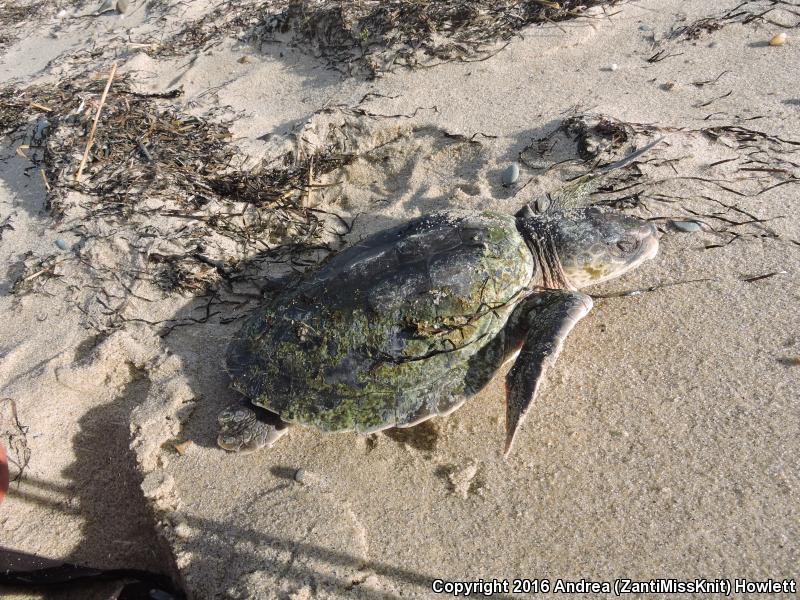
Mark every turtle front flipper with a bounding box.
[504,290,593,456]
[217,400,289,453]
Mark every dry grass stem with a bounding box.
[75,62,118,181]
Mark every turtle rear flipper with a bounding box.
[504,290,593,456]
[217,401,289,453]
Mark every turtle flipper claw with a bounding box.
[217,403,288,453]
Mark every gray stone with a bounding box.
[671,220,702,233]
[501,163,520,186]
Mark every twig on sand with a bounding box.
[593,270,786,300]
[591,277,714,299]
[741,270,787,283]
[75,62,117,181]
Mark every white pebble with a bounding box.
[609,63,619,71]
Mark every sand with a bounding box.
[1,0,798,598]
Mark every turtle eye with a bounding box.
[616,239,636,253]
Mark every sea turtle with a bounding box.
[219,144,661,455]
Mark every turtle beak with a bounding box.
[640,222,660,262]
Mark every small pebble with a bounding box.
[671,220,702,233]
[769,32,787,46]
[34,118,49,139]
[55,239,69,251]
[535,196,550,213]
[661,81,677,91]
[609,63,619,71]
[294,468,306,483]
[501,162,520,186]
[116,0,128,13]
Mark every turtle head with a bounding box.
[519,207,659,289]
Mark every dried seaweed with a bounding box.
[262,0,624,76]
[0,0,49,49]
[670,0,800,41]
[519,112,799,249]
[0,70,360,315]
[148,0,269,57]
[0,398,30,484]
[149,0,622,76]
[10,254,67,294]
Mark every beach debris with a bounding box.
[560,113,647,161]
[647,49,684,63]
[769,32,787,46]
[293,468,307,483]
[0,216,13,241]
[516,110,797,253]
[0,442,10,504]
[0,443,7,507]
[591,277,714,299]
[670,220,703,233]
[501,162,520,186]
[11,255,64,294]
[116,0,129,14]
[33,117,49,140]
[0,398,30,487]
[173,440,193,455]
[671,1,800,41]
[0,2,59,48]
[55,238,70,251]
[147,0,623,76]
[741,270,786,283]
[75,62,117,181]
[0,74,360,307]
